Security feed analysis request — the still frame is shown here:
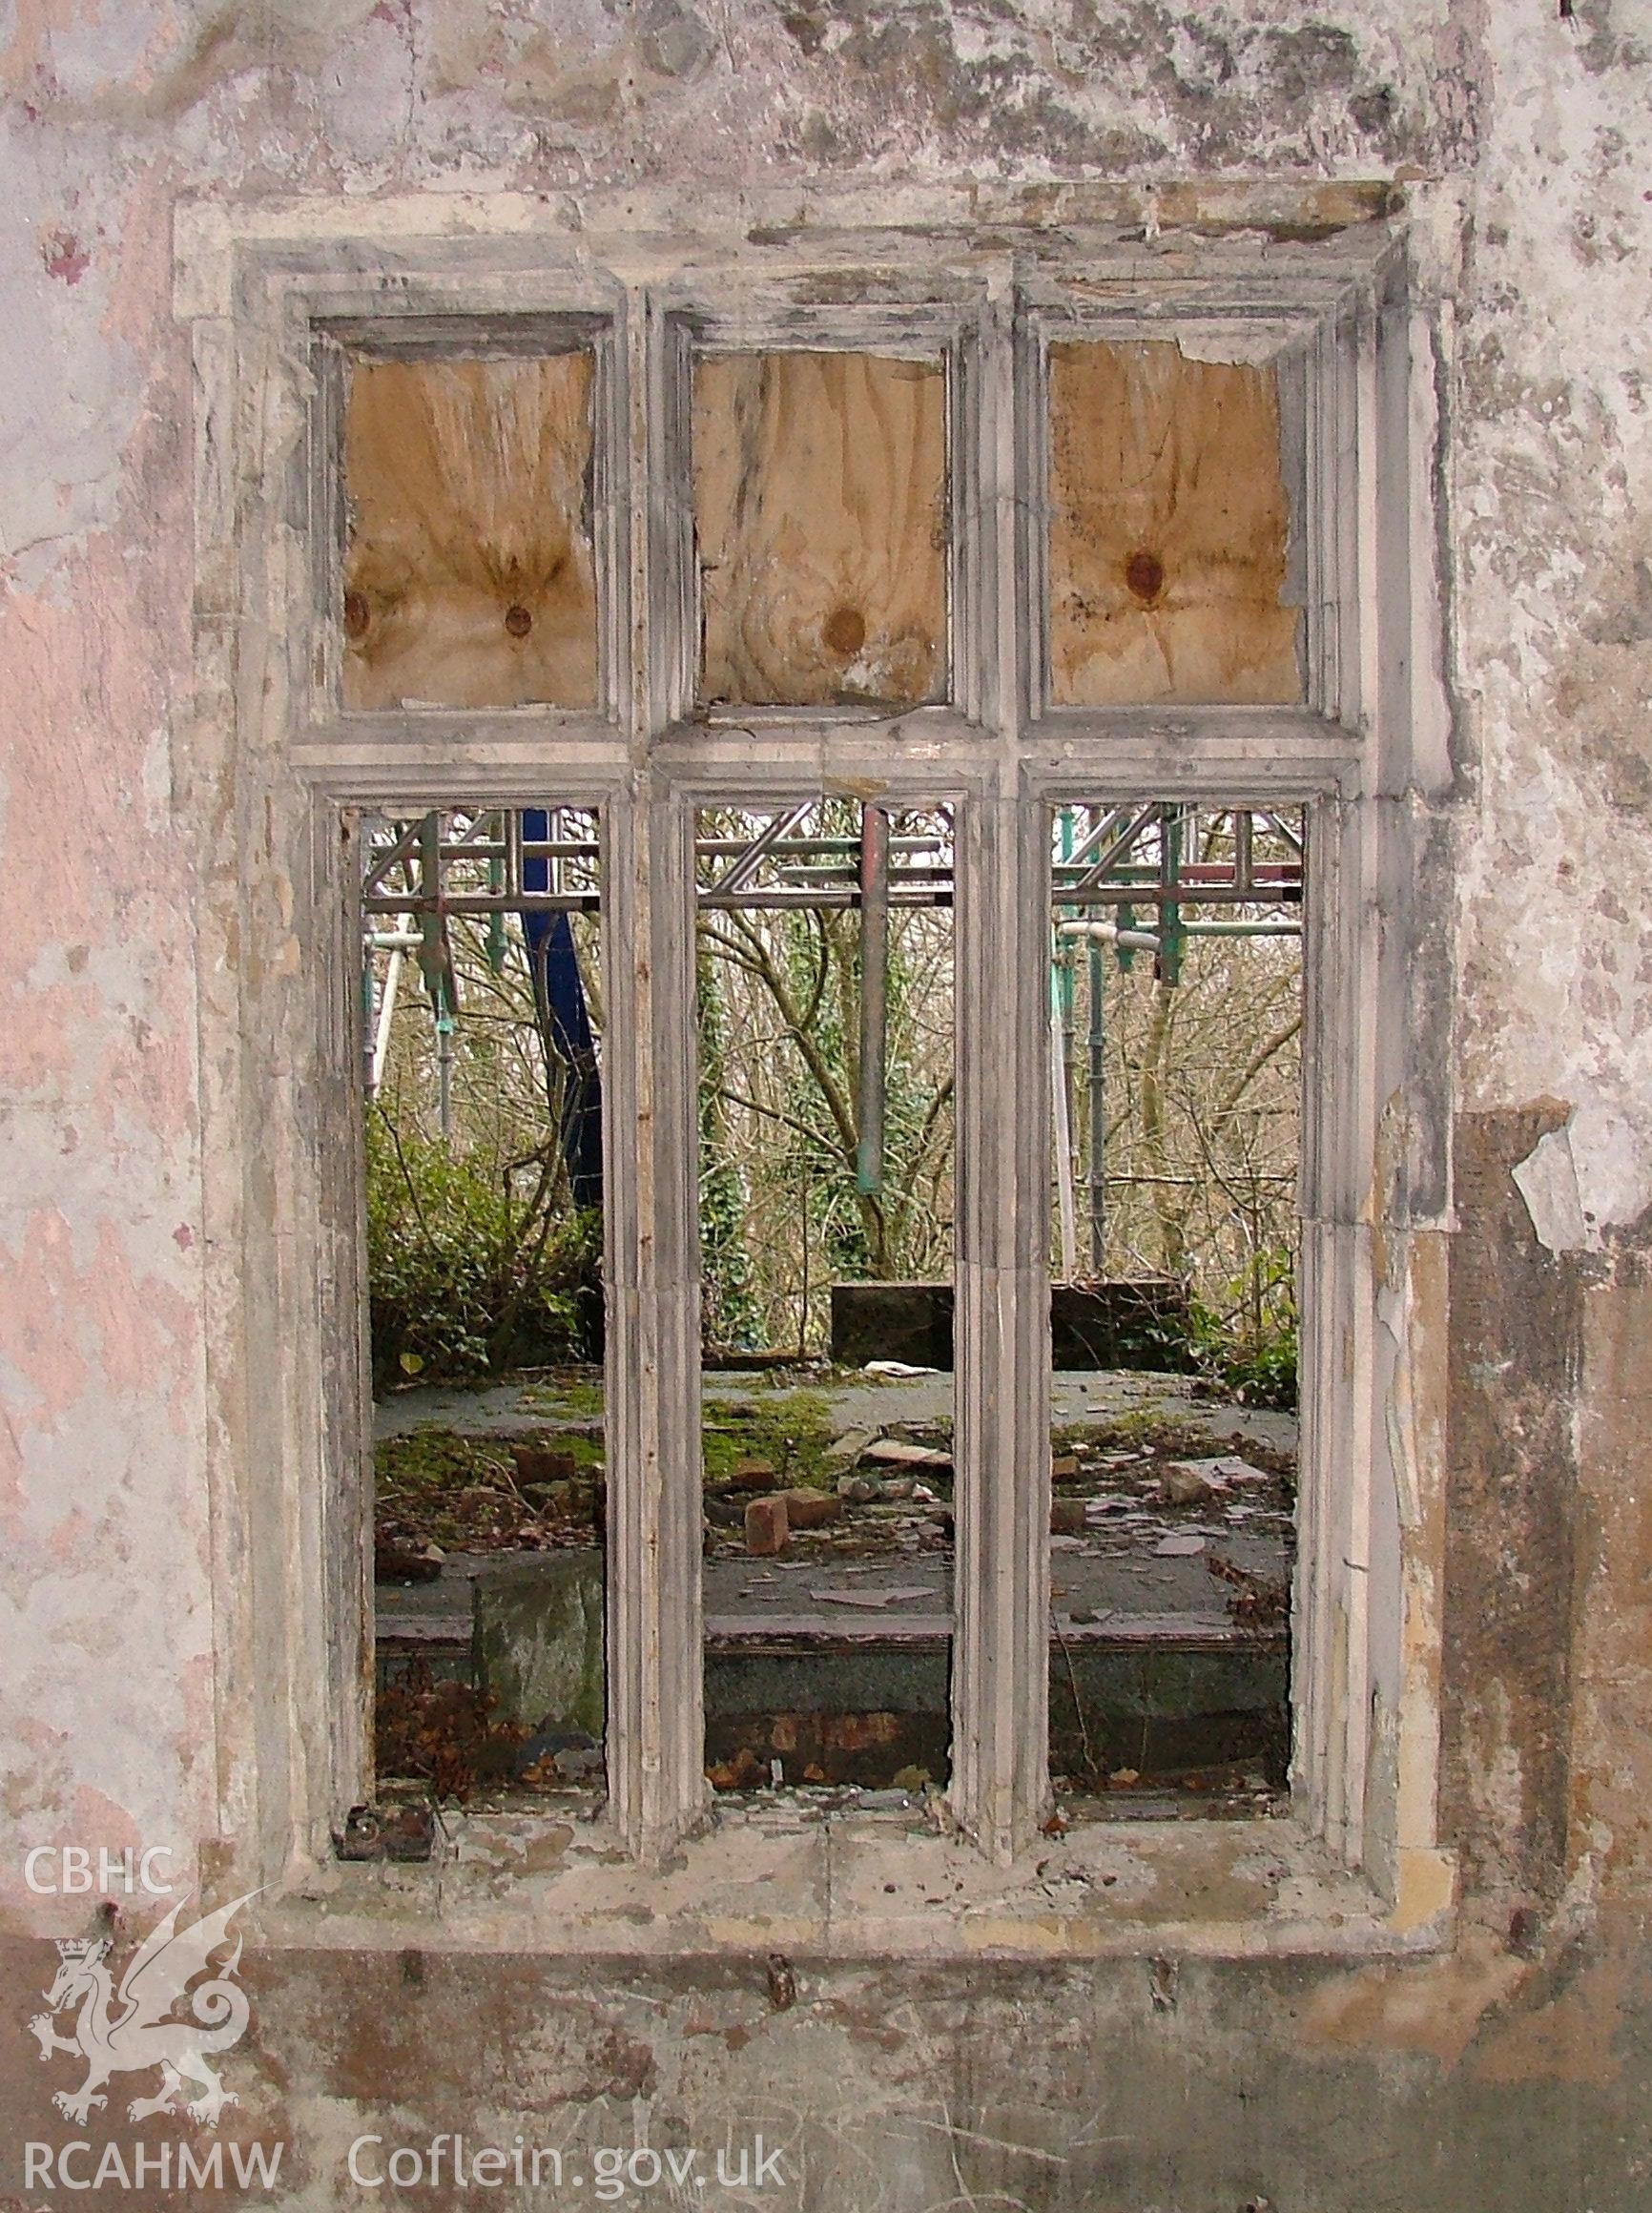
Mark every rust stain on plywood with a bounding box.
[694,351,946,707]
[342,354,598,711]
[1048,340,1301,706]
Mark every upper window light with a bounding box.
[693,350,948,710]
[1047,340,1302,707]
[342,352,599,713]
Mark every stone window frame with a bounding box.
[179,192,1455,1923]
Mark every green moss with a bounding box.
[700,1388,836,1489]
[518,1369,606,1419]
[377,1424,508,1493]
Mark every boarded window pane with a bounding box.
[1048,341,1301,707]
[694,352,946,708]
[342,355,598,712]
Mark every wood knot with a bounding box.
[343,589,370,640]
[505,604,533,637]
[823,605,867,658]
[1124,550,1165,604]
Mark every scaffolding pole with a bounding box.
[856,802,889,1202]
[1087,935,1105,1275]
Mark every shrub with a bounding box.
[365,1112,601,1390]
[1188,1244,1299,1410]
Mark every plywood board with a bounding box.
[1049,341,1300,706]
[694,351,946,708]
[342,354,598,711]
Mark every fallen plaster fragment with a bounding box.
[1512,1105,1652,1253]
[808,1585,933,1608]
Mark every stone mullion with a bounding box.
[949,280,1053,1861]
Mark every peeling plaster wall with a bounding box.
[4,1,1652,2203]
[1456,5,1652,1168]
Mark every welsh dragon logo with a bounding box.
[29,1891,258,2126]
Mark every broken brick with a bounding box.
[511,1442,580,1487]
[745,1496,790,1555]
[777,1487,843,1529]
[727,1458,778,1492]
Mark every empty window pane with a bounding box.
[343,356,599,711]
[694,352,947,708]
[365,807,609,1811]
[1049,341,1302,706]
[696,801,956,1798]
[1046,804,1303,1814]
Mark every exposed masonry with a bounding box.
[176,188,1452,1930]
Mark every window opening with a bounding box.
[363,805,609,1813]
[233,230,1436,1882]
[1044,803,1303,1817]
[695,800,957,1797]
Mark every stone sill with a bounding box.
[263,1803,1455,1964]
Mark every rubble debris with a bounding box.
[511,1441,579,1488]
[777,1486,843,1528]
[836,1474,883,1503]
[725,1458,778,1492]
[807,1585,932,1608]
[861,1437,951,1469]
[376,1663,528,1799]
[745,1497,790,1555]
[708,1745,768,1790]
[1158,1460,1228,1506]
[823,1428,878,1465]
[335,1802,438,1863]
[1206,1552,1290,1627]
[515,1725,603,1787]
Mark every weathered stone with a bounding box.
[862,1437,950,1469]
[836,1474,882,1503]
[472,1553,605,1739]
[1159,1461,1226,1506]
[777,1487,843,1529]
[823,1428,878,1465]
